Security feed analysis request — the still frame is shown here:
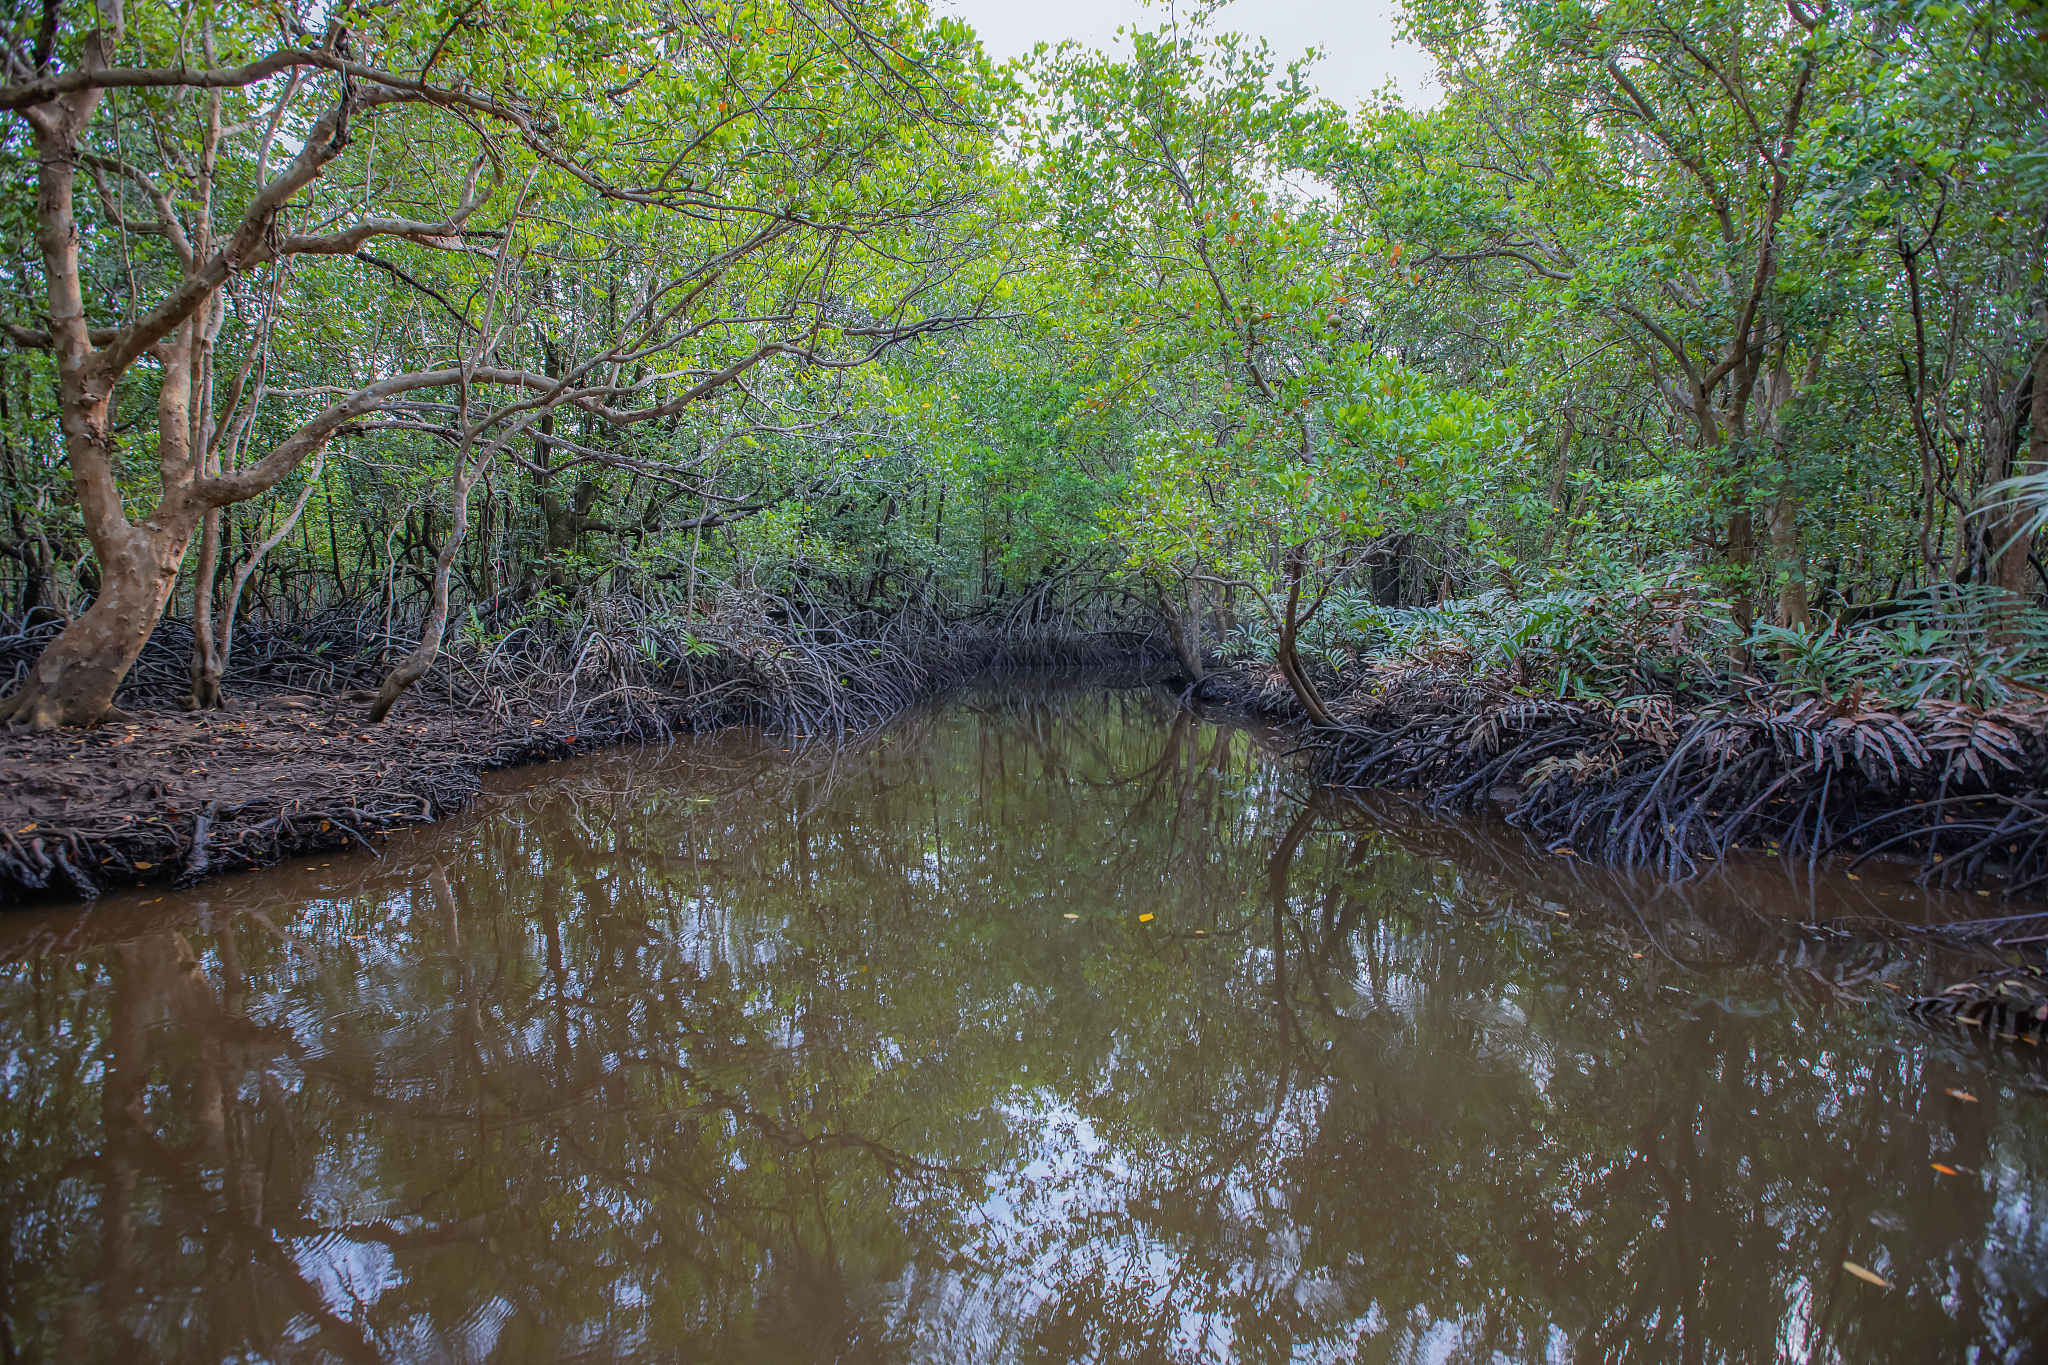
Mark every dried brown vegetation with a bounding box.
[0,702,574,901]
[1208,657,2048,901]
[0,604,1172,901]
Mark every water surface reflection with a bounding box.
[4,682,2045,1363]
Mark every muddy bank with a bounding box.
[1192,661,2048,910]
[2,623,1174,903]
[0,697,578,902]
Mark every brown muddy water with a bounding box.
[3,679,2046,1364]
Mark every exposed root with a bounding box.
[1194,659,2048,897]
[0,701,578,903]
[1,596,1175,901]
[0,682,62,731]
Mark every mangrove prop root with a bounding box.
[0,703,583,903]
[2,606,1175,902]
[1203,664,2048,899]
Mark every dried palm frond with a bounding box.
[1919,702,2027,783]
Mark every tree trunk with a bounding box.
[1210,582,1236,644]
[1725,506,1756,669]
[369,456,480,723]
[186,507,227,710]
[1158,577,1204,683]
[2032,328,2048,574]
[4,72,209,729]
[1540,408,1574,562]
[1990,345,2045,629]
[216,453,326,689]
[1274,557,1335,728]
[367,543,457,724]
[2,132,201,727]
[1767,493,1810,632]
[1758,339,1827,641]
[0,519,196,727]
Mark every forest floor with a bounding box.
[0,695,577,903]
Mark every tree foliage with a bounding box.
[0,0,2043,721]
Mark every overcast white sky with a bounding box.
[934,0,1439,109]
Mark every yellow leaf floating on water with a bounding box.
[1946,1089,1979,1103]
[1931,1163,1961,1176]
[1138,913,1154,923]
[1843,1262,1891,1289]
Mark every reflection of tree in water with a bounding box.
[3,682,2045,1362]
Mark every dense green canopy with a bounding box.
[0,0,2044,718]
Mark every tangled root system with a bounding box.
[0,701,575,903]
[1253,663,2048,899]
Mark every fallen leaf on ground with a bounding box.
[1946,1089,1979,1103]
[1062,914,1079,919]
[1931,1163,1961,1176]
[1842,1262,1891,1288]
[1138,913,1154,923]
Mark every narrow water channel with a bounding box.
[3,680,2044,1362]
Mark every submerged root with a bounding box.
[1907,966,2048,1049]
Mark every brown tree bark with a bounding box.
[1157,576,1205,683]
[369,439,485,723]
[1989,332,2047,622]
[1274,554,1336,728]
[1759,340,1827,636]
[1766,494,1810,632]
[0,22,505,729]
[2,50,333,725]
[187,453,326,709]
[1724,505,1756,665]
[186,507,227,710]
[0,57,190,727]
[2033,327,2048,557]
